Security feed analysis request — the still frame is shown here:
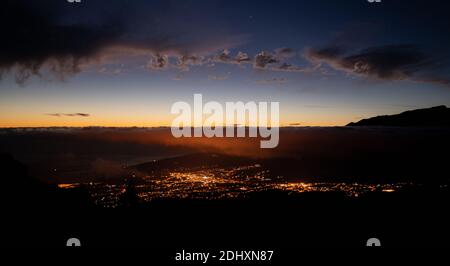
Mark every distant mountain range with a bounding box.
[347,105,450,127]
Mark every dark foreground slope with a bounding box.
[1,153,450,249]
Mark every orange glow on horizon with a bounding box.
[0,114,352,128]
[0,120,350,128]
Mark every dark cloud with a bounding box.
[0,0,315,83]
[148,54,169,70]
[306,46,345,61]
[272,63,312,73]
[305,44,450,85]
[252,49,309,73]
[0,0,245,84]
[176,54,205,71]
[1,0,123,85]
[213,49,232,63]
[275,48,296,58]
[46,113,90,117]
[212,50,251,65]
[253,51,279,69]
[235,51,252,64]
[201,49,302,72]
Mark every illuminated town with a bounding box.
[57,164,422,208]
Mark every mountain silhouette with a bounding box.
[347,105,450,127]
[0,152,93,210]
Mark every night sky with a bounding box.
[1,0,450,127]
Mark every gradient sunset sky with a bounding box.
[1,0,450,127]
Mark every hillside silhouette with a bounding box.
[347,105,450,127]
[0,153,93,210]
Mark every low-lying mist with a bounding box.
[1,127,449,183]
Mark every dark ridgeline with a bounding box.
[347,105,450,127]
[0,153,93,210]
[1,153,94,247]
